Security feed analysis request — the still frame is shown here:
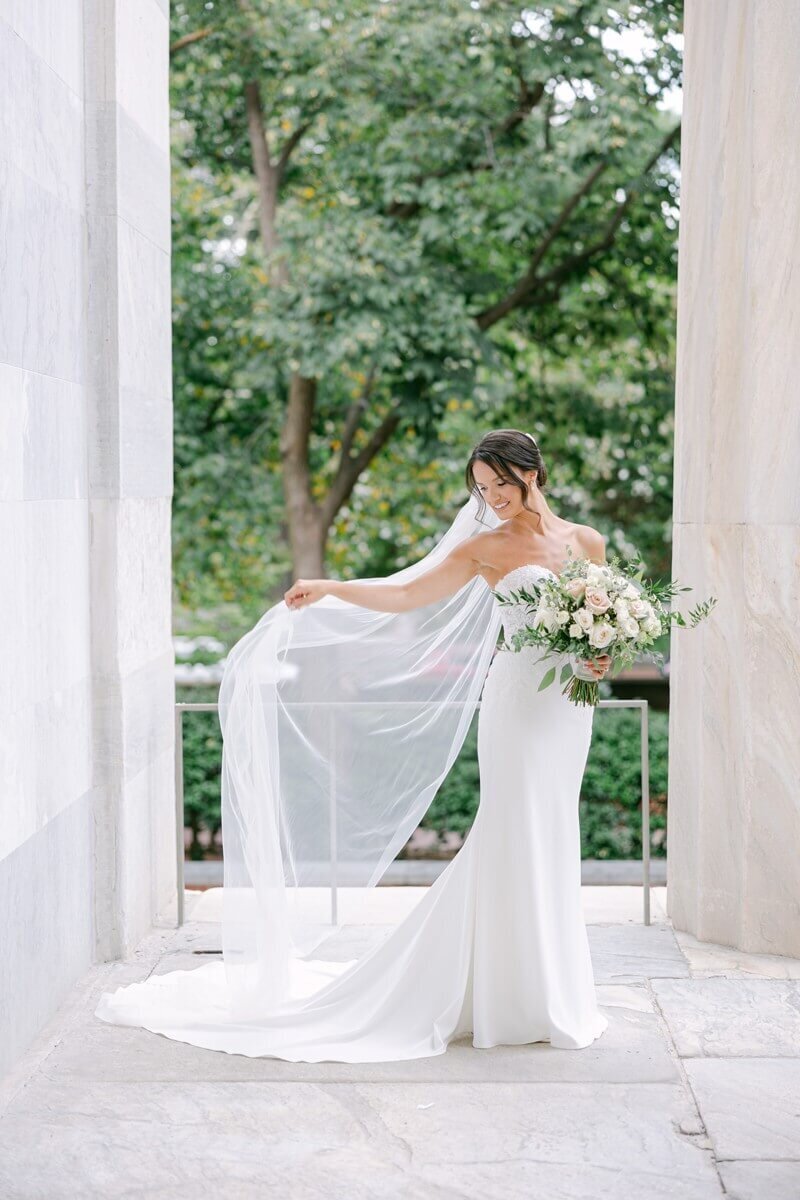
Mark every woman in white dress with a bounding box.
[96,429,610,1060]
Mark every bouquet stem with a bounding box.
[562,675,600,707]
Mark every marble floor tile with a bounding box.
[0,1079,723,1200]
[652,978,800,1057]
[674,930,800,980]
[717,1160,800,1200]
[685,1059,800,1161]
[588,922,690,982]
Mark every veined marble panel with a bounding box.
[0,0,84,98]
[118,747,176,951]
[149,746,178,920]
[0,499,91,717]
[115,498,173,667]
[0,157,86,383]
[668,520,800,953]
[0,678,93,864]
[114,0,169,155]
[116,218,171,401]
[670,0,800,959]
[0,793,93,1078]
[674,3,800,529]
[0,21,84,213]
[119,384,173,498]
[90,650,174,785]
[0,363,87,501]
[88,497,173,674]
[117,106,171,252]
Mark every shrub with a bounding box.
[178,694,668,860]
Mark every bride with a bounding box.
[95,428,611,1061]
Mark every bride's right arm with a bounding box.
[284,541,486,613]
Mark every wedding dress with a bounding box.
[95,555,608,1061]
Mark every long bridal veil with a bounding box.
[95,492,504,1033]
[216,491,503,1016]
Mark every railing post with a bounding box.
[329,712,338,926]
[174,706,185,928]
[640,700,651,926]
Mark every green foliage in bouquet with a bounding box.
[494,549,718,706]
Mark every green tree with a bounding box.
[170,0,682,592]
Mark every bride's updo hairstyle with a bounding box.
[465,428,548,525]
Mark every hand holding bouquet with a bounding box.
[494,552,717,707]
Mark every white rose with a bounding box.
[644,616,661,637]
[574,607,595,633]
[629,598,648,619]
[621,616,640,639]
[533,602,559,633]
[566,578,586,601]
[588,621,616,649]
[556,610,571,626]
[584,586,612,615]
[568,622,585,639]
[623,583,640,599]
[532,605,549,630]
[613,597,630,617]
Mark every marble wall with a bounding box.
[669,0,800,956]
[0,0,174,1075]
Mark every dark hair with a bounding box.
[465,428,548,526]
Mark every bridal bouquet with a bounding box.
[494,552,717,707]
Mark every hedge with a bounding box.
[178,689,667,861]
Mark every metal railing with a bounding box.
[175,696,651,928]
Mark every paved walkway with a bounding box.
[1,887,799,1199]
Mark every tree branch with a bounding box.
[276,120,314,182]
[534,123,681,294]
[475,122,681,331]
[244,79,289,285]
[386,78,546,219]
[170,26,214,56]
[320,402,403,526]
[476,159,609,330]
[495,78,546,138]
[337,365,378,464]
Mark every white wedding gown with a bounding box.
[95,562,608,1060]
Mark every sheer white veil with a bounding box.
[218,491,503,1013]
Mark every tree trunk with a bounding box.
[279,373,326,577]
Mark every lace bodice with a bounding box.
[492,562,558,647]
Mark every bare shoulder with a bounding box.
[443,529,510,583]
[572,522,606,564]
[464,529,511,571]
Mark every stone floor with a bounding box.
[1,887,799,1200]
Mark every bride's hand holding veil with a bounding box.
[283,578,329,609]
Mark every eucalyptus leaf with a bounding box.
[538,666,557,692]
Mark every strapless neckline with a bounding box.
[492,562,559,592]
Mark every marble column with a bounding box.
[668,0,800,956]
[0,0,173,1075]
[83,0,174,962]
